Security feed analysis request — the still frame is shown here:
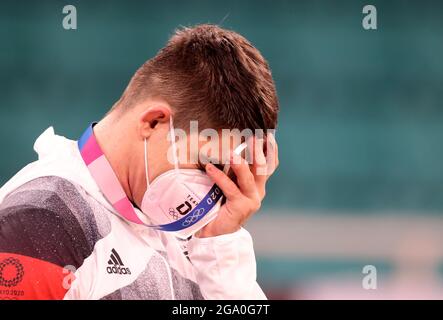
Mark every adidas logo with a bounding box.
[106,248,131,275]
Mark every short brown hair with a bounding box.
[116,24,279,131]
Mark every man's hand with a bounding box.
[195,134,279,238]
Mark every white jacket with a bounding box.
[0,127,266,300]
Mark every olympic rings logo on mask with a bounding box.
[168,208,179,220]
[182,208,206,227]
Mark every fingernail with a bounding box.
[206,163,214,173]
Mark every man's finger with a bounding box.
[252,137,268,182]
[230,152,258,199]
[205,163,242,200]
[265,132,279,176]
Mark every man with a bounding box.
[0,24,279,300]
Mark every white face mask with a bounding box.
[140,117,223,239]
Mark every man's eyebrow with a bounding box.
[196,158,206,171]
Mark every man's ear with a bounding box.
[138,104,172,139]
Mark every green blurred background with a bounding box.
[1,0,443,298]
